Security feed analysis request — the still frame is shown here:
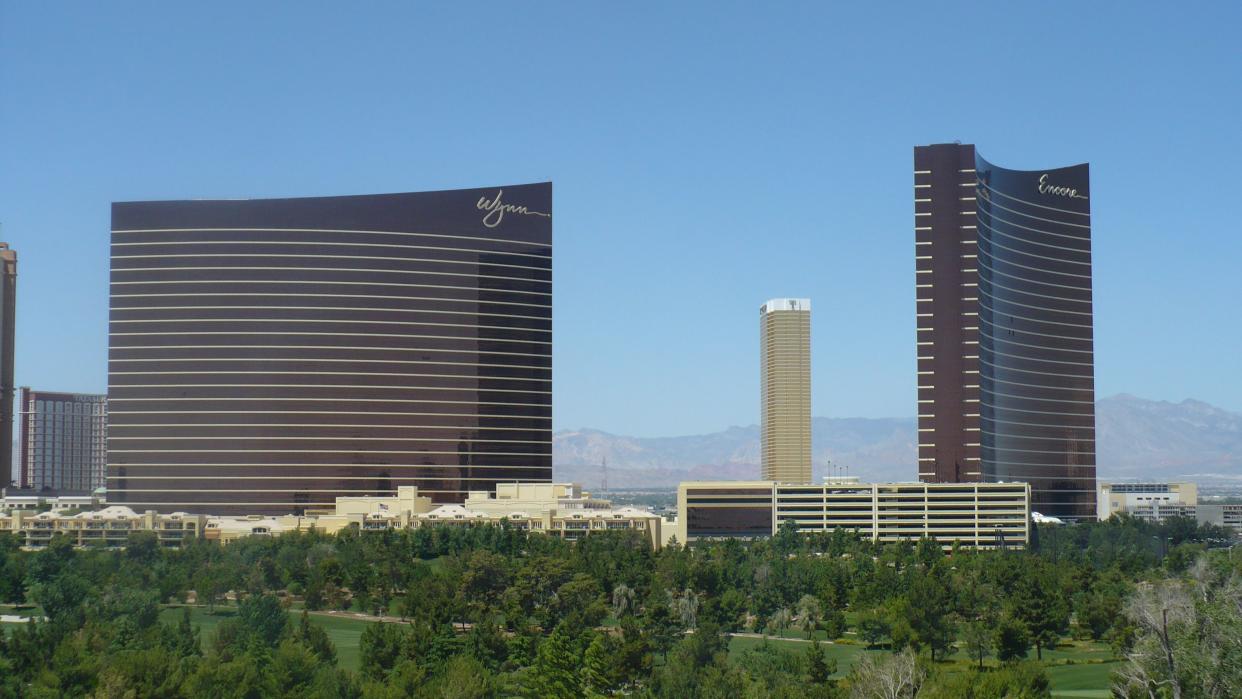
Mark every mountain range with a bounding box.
[553,394,1242,488]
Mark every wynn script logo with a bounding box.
[476,190,551,228]
[1038,174,1088,200]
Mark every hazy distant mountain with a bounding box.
[554,418,915,488]
[1096,394,1242,483]
[554,395,1242,488]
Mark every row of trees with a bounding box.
[0,514,1235,697]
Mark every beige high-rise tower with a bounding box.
[760,298,811,483]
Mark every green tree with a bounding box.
[532,624,582,699]
[194,562,230,613]
[772,518,802,555]
[290,609,335,664]
[0,544,26,604]
[87,647,184,699]
[647,621,732,698]
[168,605,202,658]
[735,640,805,695]
[959,618,993,669]
[1073,586,1123,641]
[806,640,837,685]
[427,655,494,699]
[642,594,679,660]
[857,608,892,648]
[615,617,653,687]
[995,613,1031,662]
[359,622,408,680]
[821,603,847,640]
[582,632,622,696]
[1011,562,1069,660]
[894,567,956,661]
[30,571,91,632]
[458,550,509,620]
[553,573,606,631]
[360,660,425,699]
[464,617,508,670]
[270,639,321,698]
[184,654,278,698]
[237,594,289,648]
[715,587,747,632]
[24,535,76,586]
[922,661,1050,699]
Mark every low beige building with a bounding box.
[366,483,664,549]
[676,477,1030,549]
[1096,482,1242,534]
[2,483,665,549]
[0,487,105,511]
[1195,503,1242,533]
[0,506,207,548]
[320,486,434,519]
[1097,482,1198,522]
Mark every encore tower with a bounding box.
[108,184,552,514]
[914,144,1096,520]
[760,298,811,483]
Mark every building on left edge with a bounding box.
[19,388,108,491]
[0,243,15,487]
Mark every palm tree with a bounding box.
[766,607,793,638]
[796,594,823,639]
[611,584,636,618]
[668,587,700,630]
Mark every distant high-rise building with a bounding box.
[108,184,552,515]
[0,244,14,486]
[760,298,811,483]
[19,389,107,491]
[914,143,1096,521]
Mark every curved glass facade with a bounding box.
[915,144,1095,521]
[975,156,1095,520]
[107,184,552,514]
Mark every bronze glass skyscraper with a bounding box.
[108,184,552,514]
[914,144,1096,520]
[0,244,15,486]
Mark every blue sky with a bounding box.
[1,2,1239,437]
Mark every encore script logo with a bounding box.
[477,190,551,228]
[1037,174,1088,200]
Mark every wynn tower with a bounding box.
[914,144,1096,520]
[108,184,552,514]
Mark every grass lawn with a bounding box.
[302,612,371,671]
[0,604,45,625]
[158,606,374,672]
[726,633,1119,695]
[939,638,1115,665]
[728,635,875,676]
[1046,661,1119,698]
